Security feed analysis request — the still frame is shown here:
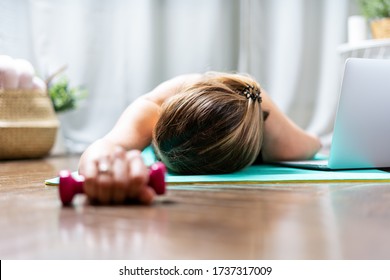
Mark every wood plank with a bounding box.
[1,156,390,259]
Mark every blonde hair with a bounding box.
[152,72,265,174]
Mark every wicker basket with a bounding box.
[371,18,390,39]
[0,89,59,160]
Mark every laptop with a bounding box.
[279,58,390,170]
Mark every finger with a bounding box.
[112,148,128,204]
[82,160,98,202]
[15,59,34,89]
[126,150,148,199]
[96,157,113,204]
[0,55,18,89]
[138,186,156,205]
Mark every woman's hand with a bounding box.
[79,142,155,205]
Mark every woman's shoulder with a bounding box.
[144,73,203,105]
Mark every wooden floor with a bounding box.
[1,155,390,259]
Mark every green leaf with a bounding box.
[48,76,87,113]
[358,0,390,19]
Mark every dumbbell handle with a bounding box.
[59,162,166,206]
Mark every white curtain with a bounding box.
[0,0,358,153]
[239,0,353,145]
[0,0,34,61]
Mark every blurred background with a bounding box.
[0,0,372,154]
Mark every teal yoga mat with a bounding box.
[45,147,390,186]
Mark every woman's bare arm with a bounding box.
[78,74,201,204]
[260,90,321,162]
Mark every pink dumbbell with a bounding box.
[59,162,166,205]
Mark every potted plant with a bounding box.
[358,0,390,39]
[46,66,87,155]
[46,66,87,113]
